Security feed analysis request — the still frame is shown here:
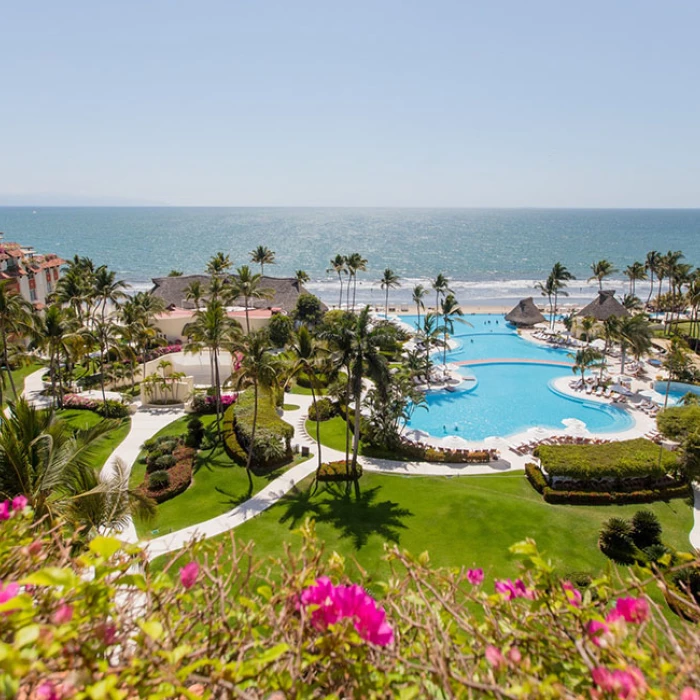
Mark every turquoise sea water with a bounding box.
[0,207,698,305]
[401,314,633,440]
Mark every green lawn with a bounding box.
[55,409,132,470]
[305,416,408,461]
[153,471,693,589]
[2,362,44,408]
[131,414,312,538]
[282,403,300,411]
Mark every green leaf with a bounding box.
[14,624,40,648]
[89,535,122,560]
[510,540,537,556]
[254,643,289,667]
[139,620,164,641]
[22,567,78,588]
[257,585,273,601]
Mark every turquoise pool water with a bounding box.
[400,314,634,440]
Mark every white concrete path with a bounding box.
[18,368,700,559]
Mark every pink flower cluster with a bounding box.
[562,581,582,607]
[485,644,521,670]
[179,561,199,590]
[494,578,535,600]
[467,568,484,586]
[300,576,394,646]
[586,597,650,647]
[204,393,238,408]
[0,495,29,520]
[591,665,646,699]
[63,394,99,411]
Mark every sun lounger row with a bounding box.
[510,436,611,455]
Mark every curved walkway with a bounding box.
[19,368,700,558]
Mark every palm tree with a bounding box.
[687,277,700,340]
[622,294,644,312]
[645,250,661,308]
[285,326,327,481]
[184,299,242,434]
[589,259,617,291]
[249,246,276,276]
[439,294,470,364]
[92,266,129,324]
[230,265,274,333]
[419,312,444,387]
[613,314,652,374]
[574,315,598,344]
[33,305,75,407]
[624,262,647,297]
[568,347,604,384]
[412,284,427,330]
[230,330,280,490]
[431,273,452,314]
[380,268,401,319]
[87,319,123,405]
[0,399,155,533]
[184,279,206,309]
[549,262,574,324]
[535,274,556,331]
[345,253,368,310]
[327,255,347,310]
[294,270,310,291]
[206,252,232,278]
[0,280,34,403]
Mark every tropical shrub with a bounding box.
[598,517,641,565]
[3,513,700,697]
[185,416,205,448]
[268,313,293,347]
[658,404,700,440]
[631,510,663,549]
[154,454,176,470]
[308,397,336,422]
[189,393,238,415]
[140,445,195,504]
[95,398,130,418]
[148,469,170,490]
[316,459,364,482]
[294,292,324,325]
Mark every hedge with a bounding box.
[308,397,336,422]
[316,460,364,482]
[657,405,700,440]
[536,438,677,480]
[222,389,294,470]
[525,462,689,505]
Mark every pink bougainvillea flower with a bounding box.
[300,577,394,646]
[179,561,199,590]
[11,494,28,512]
[36,682,60,700]
[485,645,506,669]
[0,581,19,605]
[0,501,10,521]
[612,597,649,624]
[508,646,522,664]
[52,603,73,625]
[586,619,611,647]
[591,665,646,699]
[494,578,535,600]
[467,568,484,586]
[562,581,582,607]
[680,688,700,700]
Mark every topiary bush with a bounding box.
[185,417,205,449]
[308,397,336,422]
[148,470,170,490]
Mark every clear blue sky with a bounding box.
[2,0,699,207]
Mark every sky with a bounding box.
[2,1,699,207]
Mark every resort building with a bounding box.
[575,289,630,321]
[149,274,325,342]
[505,297,547,327]
[0,237,64,308]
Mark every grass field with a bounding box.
[153,470,694,588]
[131,414,312,538]
[55,409,131,470]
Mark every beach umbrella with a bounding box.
[611,384,633,396]
[590,338,606,350]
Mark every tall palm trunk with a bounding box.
[416,305,422,330]
[2,329,17,398]
[346,274,352,310]
[337,274,344,309]
[353,276,358,309]
[244,294,251,333]
[310,382,324,480]
[646,271,655,308]
[344,369,352,476]
[351,367,362,498]
[385,287,389,319]
[245,380,258,491]
[99,345,107,405]
[213,345,222,438]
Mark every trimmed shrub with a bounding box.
[148,470,170,490]
[525,463,548,494]
[141,445,195,504]
[154,454,176,470]
[657,404,700,440]
[186,417,205,449]
[542,483,689,506]
[537,438,677,481]
[599,518,640,566]
[308,397,336,422]
[158,440,178,455]
[631,510,663,549]
[317,460,363,482]
[96,399,130,419]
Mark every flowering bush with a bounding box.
[2,513,700,697]
[140,344,183,363]
[190,393,238,415]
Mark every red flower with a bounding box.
[179,561,200,590]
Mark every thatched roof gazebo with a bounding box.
[505,297,547,327]
[575,290,630,321]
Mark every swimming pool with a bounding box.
[400,314,634,440]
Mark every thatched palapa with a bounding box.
[505,297,546,327]
[150,274,326,315]
[575,290,630,321]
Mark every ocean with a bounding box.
[0,207,698,308]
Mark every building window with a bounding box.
[29,288,37,302]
